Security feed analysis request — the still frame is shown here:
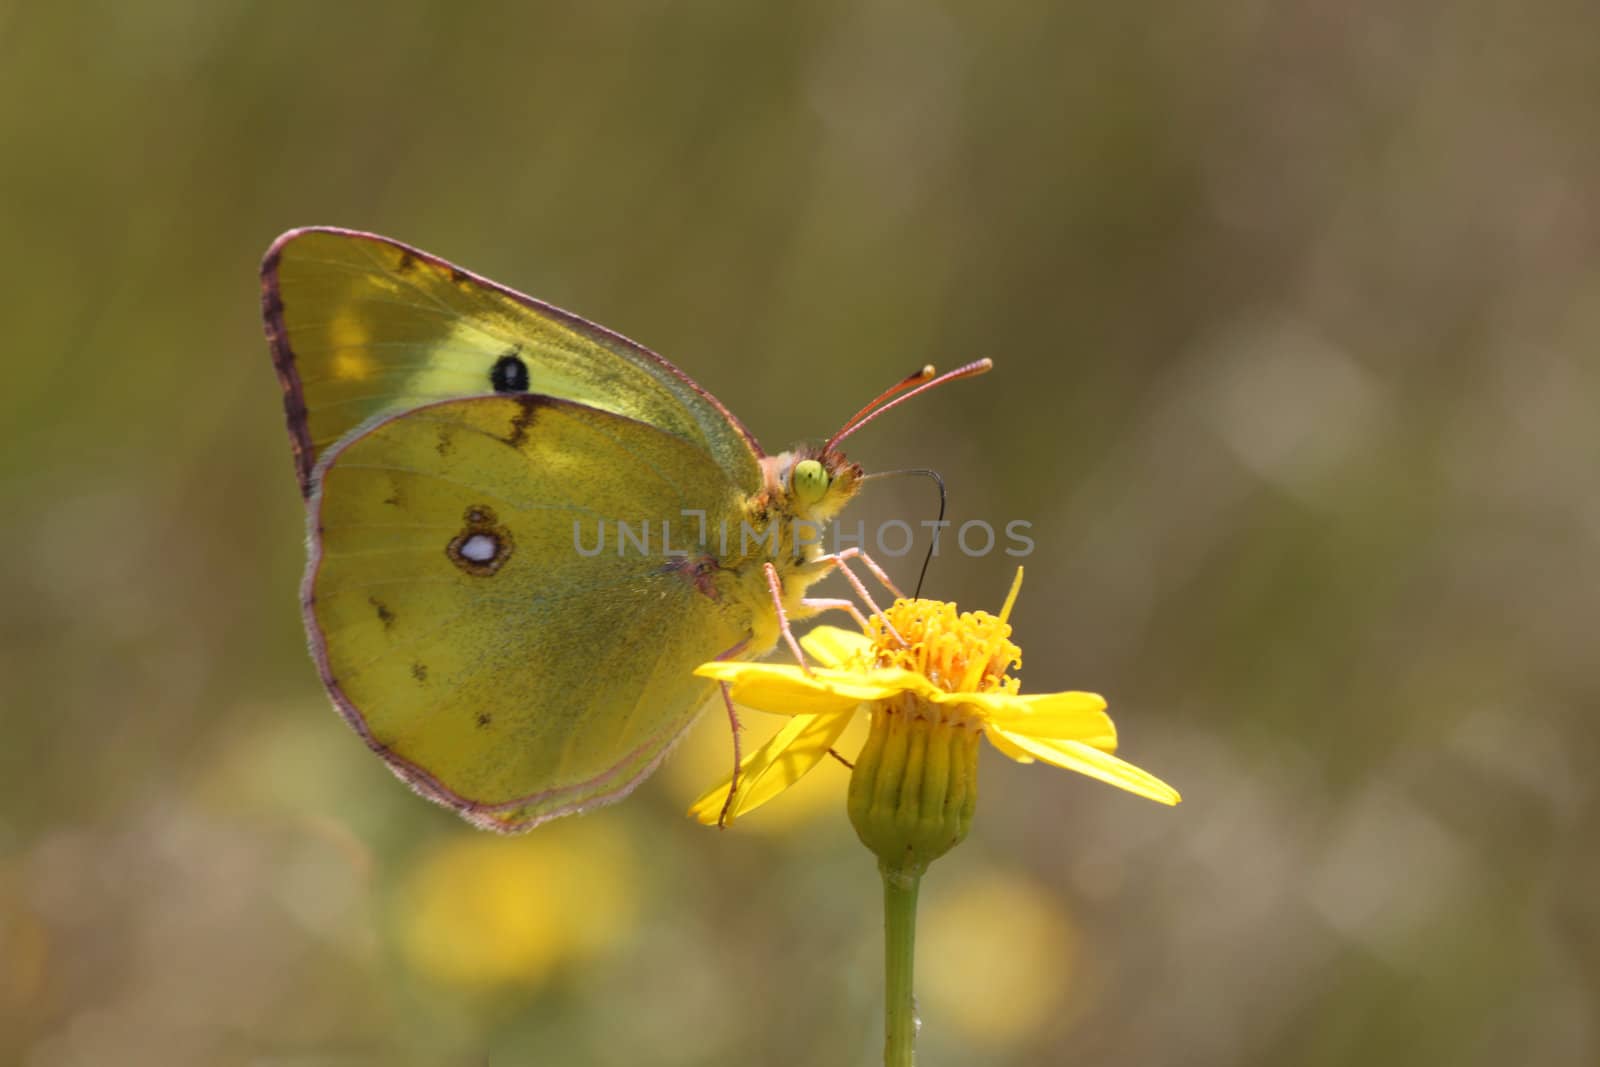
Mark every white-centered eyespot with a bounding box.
[460,533,498,562]
[447,505,514,576]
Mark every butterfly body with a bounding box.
[265,228,874,830]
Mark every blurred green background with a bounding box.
[4,1,1598,1064]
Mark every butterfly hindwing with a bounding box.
[305,393,753,831]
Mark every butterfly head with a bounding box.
[777,449,863,525]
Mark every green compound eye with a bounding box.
[791,458,830,505]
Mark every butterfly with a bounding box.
[261,227,989,831]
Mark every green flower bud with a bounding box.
[847,693,981,879]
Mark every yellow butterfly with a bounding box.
[262,227,988,831]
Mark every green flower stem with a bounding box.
[850,703,980,1066]
[881,862,922,1067]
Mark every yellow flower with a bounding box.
[397,824,638,989]
[690,568,1179,828]
[920,870,1080,1043]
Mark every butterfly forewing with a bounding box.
[263,227,764,498]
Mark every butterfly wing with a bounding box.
[261,227,764,498]
[305,393,754,831]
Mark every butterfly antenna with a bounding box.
[831,365,936,446]
[825,359,993,453]
[861,467,947,599]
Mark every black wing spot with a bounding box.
[491,351,530,393]
[476,712,493,728]
[411,663,429,683]
[370,597,396,630]
[503,393,549,450]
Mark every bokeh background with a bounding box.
[3,1,1598,1064]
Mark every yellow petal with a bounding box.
[964,691,1116,747]
[688,711,857,825]
[693,662,891,716]
[983,726,1036,764]
[799,626,873,668]
[990,729,1181,805]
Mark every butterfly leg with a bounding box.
[810,549,906,645]
[716,680,742,829]
[711,638,750,830]
[799,596,873,633]
[764,561,813,674]
[829,546,904,599]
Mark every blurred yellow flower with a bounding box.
[920,871,1079,1044]
[691,568,1179,826]
[397,824,637,989]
